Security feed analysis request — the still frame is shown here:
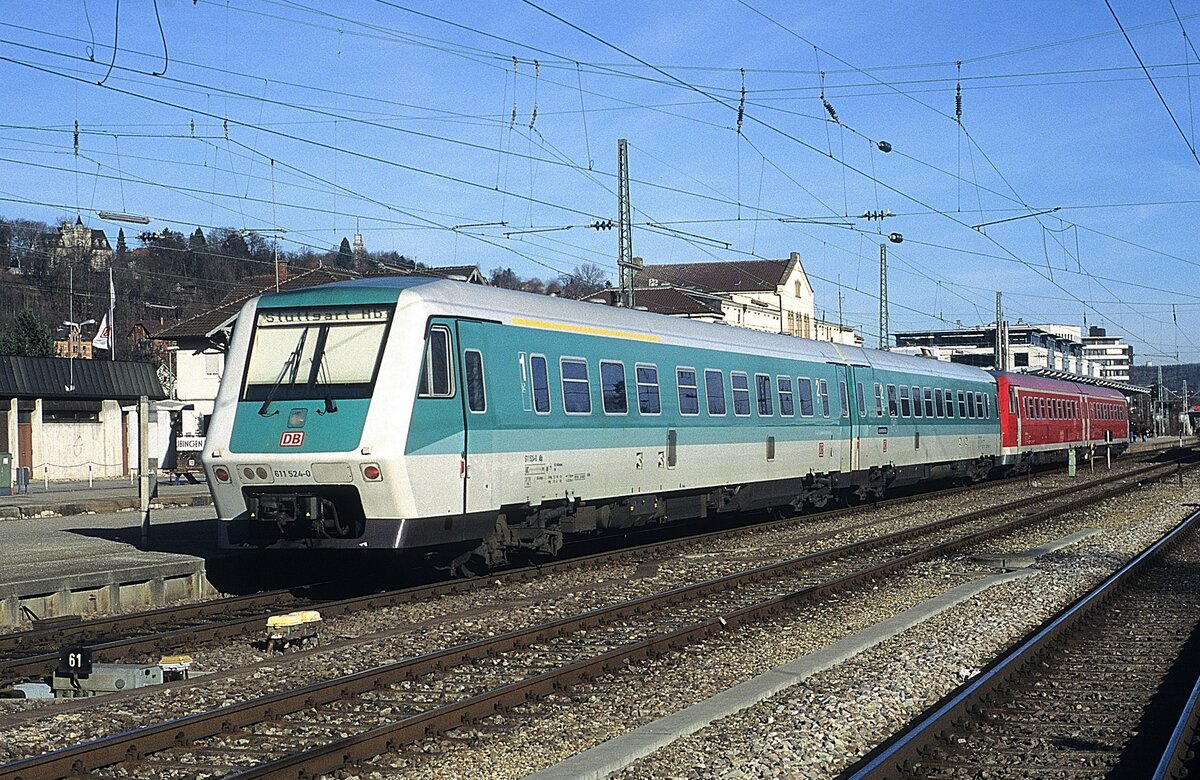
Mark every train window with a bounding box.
[1026,397,1035,419]
[778,376,795,417]
[464,350,486,413]
[757,374,774,416]
[797,377,815,417]
[856,382,867,417]
[636,364,661,415]
[964,393,973,418]
[677,368,700,416]
[924,388,936,418]
[600,361,628,415]
[899,385,911,417]
[530,355,551,414]
[1038,398,1046,418]
[975,393,985,419]
[985,394,991,419]
[418,325,454,398]
[705,369,727,416]
[933,388,944,418]
[959,391,968,418]
[887,384,899,417]
[874,383,884,417]
[817,378,831,417]
[943,389,955,418]
[911,386,923,418]
[561,358,592,415]
[838,380,850,418]
[731,372,751,416]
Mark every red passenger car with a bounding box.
[992,372,1129,468]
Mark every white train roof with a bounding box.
[281,276,995,384]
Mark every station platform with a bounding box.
[0,478,212,520]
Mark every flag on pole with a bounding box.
[106,268,115,360]
[92,313,111,352]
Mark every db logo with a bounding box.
[279,431,305,447]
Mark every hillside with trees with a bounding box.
[0,214,610,359]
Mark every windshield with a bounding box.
[241,304,392,403]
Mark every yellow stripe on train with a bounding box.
[510,316,662,343]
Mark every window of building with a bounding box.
[561,358,591,414]
[756,374,774,416]
[530,354,551,414]
[636,364,661,415]
[600,361,628,415]
[204,353,221,376]
[797,377,815,417]
[731,372,751,416]
[677,368,699,415]
[704,369,726,416]
[464,350,486,413]
[418,325,454,397]
[779,376,795,416]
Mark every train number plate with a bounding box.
[273,469,312,479]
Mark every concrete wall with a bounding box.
[38,400,126,481]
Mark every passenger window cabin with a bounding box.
[838,380,849,418]
[600,361,628,415]
[943,389,955,418]
[561,358,592,415]
[636,364,661,415]
[530,354,551,414]
[817,378,831,417]
[778,376,795,417]
[874,383,885,417]
[677,368,700,416]
[418,325,454,398]
[756,374,774,416]
[464,349,486,413]
[856,382,867,417]
[705,369,726,416]
[797,377,815,417]
[731,372,751,416]
[887,384,899,417]
[899,385,912,417]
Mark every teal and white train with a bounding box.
[203,276,1000,568]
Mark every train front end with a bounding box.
[203,280,418,549]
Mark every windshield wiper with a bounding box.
[304,327,339,415]
[258,327,309,416]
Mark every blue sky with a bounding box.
[2,1,1199,363]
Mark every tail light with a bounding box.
[361,464,383,482]
[213,466,231,483]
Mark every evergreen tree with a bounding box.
[116,227,127,260]
[0,309,54,356]
[336,237,353,268]
[189,227,207,249]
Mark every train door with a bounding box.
[454,320,495,517]
[829,364,853,474]
[846,366,874,473]
[411,318,466,518]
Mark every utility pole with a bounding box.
[617,139,635,308]
[995,292,1003,370]
[878,243,889,350]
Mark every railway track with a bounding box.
[0,458,1187,779]
[0,465,1092,685]
[842,505,1200,780]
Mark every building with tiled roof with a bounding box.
[593,252,859,345]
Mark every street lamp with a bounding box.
[62,318,95,392]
